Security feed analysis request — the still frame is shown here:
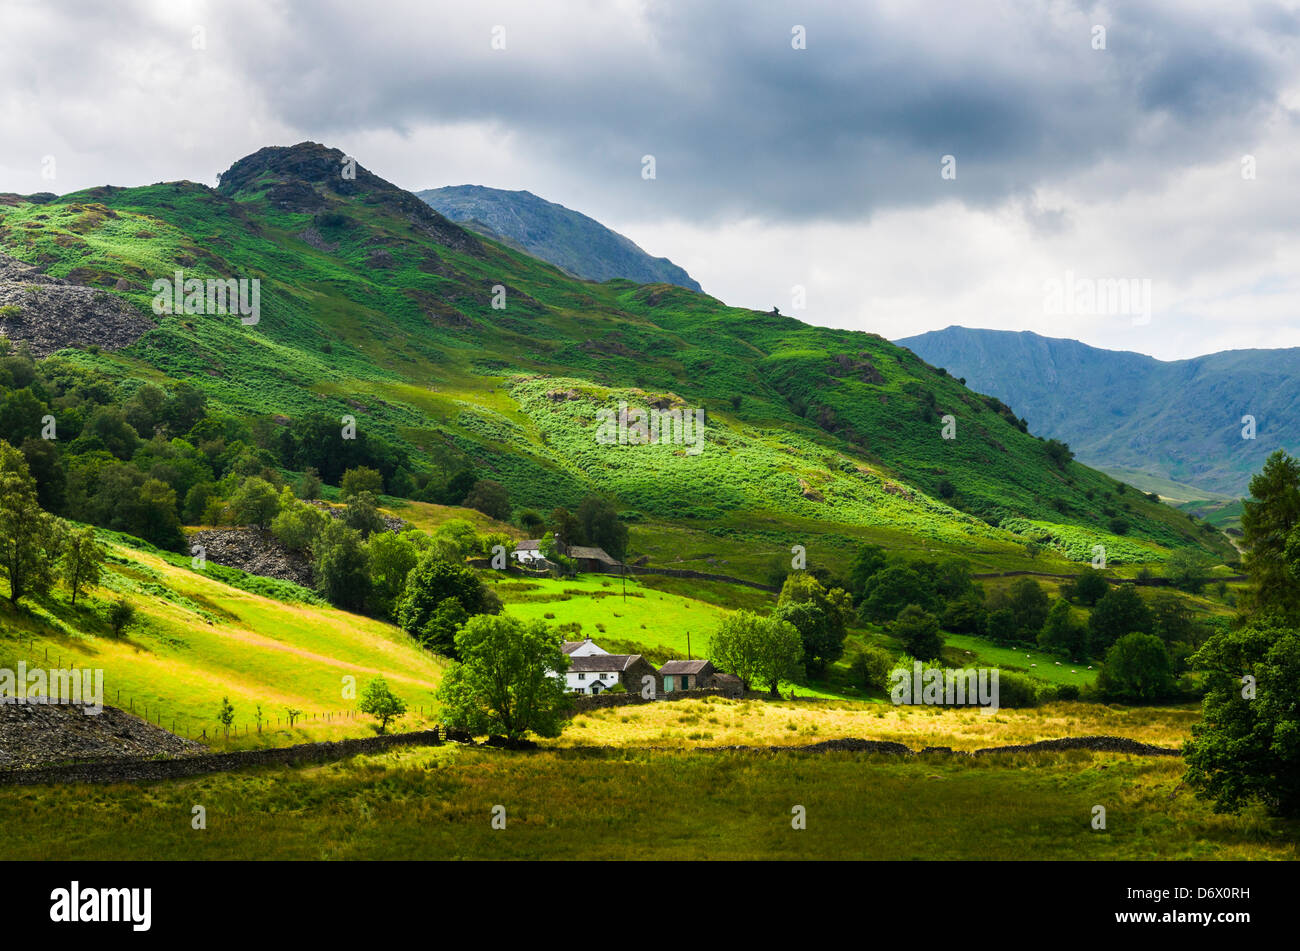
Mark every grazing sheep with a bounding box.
[1070,670,1076,674]
[1030,663,1037,668]
[1055,661,1061,666]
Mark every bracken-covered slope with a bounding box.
[0,143,1232,567]
[899,325,1300,499]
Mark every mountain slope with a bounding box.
[417,184,702,291]
[0,143,1231,569]
[897,326,1300,498]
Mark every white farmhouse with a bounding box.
[562,637,608,658]
[511,539,546,566]
[563,653,657,694]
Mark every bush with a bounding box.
[107,598,135,637]
[849,645,895,692]
[894,604,943,661]
[1054,683,1081,701]
[1066,568,1109,606]
[1096,632,1177,703]
[462,478,511,521]
[340,466,384,498]
[994,671,1040,708]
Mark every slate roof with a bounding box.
[567,653,643,673]
[659,660,713,675]
[565,545,620,564]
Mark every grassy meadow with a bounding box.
[1,744,1293,860]
[554,696,1198,750]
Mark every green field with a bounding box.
[491,575,727,661]
[1,745,1292,860]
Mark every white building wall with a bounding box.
[565,669,620,693]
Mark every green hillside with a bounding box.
[0,529,445,748]
[0,142,1231,574]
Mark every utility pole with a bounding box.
[687,631,691,660]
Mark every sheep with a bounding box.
[1055,661,1062,666]
[1030,663,1037,668]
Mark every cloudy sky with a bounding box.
[3,0,1298,359]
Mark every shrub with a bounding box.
[106,598,135,637]
[849,645,895,692]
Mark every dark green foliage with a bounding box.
[274,413,410,488]
[1185,622,1300,817]
[396,552,501,655]
[436,614,571,739]
[576,495,628,561]
[941,591,988,634]
[895,604,943,661]
[516,509,545,535]
[775,572,850,676]
[230,475,280,529]
[1240,450,1300,621]
[547,506,582,547]
[1044,439,1073,469]
[1096,632,1177,703]
[311,520,370,611]
[849,644,896,692]
[1038,598,1088,661]
[0,441,63,604]
[462,478,511,521]
[107,598,135,637]
[986,578,1049,645]
[994,671,1041,708]
[847,544,888,602]
[343,490,386,538]
[858,564,936,623]
[1087,585,1153,654]
[1064,568,1110,606]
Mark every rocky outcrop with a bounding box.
[0,253,154,356]
[188,527,313,587]
[217,142,482,255]
[0,702,203,771]
[307,500,407,533]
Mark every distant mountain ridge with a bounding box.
[417,184,702,291]
[897,326,1300,498]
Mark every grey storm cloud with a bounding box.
[180,0,1298,224]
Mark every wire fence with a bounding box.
[4,636,435,742]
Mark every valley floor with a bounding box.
[1,744,1293,860]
